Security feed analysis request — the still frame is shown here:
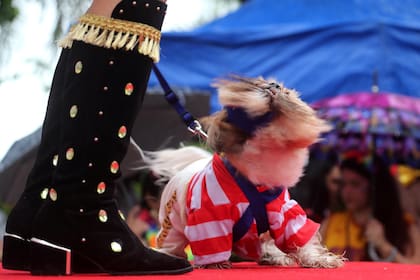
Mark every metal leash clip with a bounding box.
[188,120,208,140]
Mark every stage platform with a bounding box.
[2,261,420,279]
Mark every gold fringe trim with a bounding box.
[58,13,162,62]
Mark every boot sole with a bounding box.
[2,233,30,271]
[29,237,193,276]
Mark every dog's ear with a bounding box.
[205,110,249,154]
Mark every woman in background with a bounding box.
[321,151,420,263]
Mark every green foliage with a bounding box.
[0,0,19,24]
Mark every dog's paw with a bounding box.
[258,252,296,266]
[298,252,346,268]
[292,234,347,268]
[259,237,297,266]
[195,261,232,269]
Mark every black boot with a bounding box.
[29,0,192,275]
[2,49,70,271]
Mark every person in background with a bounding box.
[321,151,420,263]
[291,151,344,223]
[391,164,420,225]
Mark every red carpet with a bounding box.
[1,262,419,279]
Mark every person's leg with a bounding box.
[6,0,192,275]
[2,1,126,271]
[2,0,165,271]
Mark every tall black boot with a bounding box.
[29,0,192,275]
[2,49,70,271]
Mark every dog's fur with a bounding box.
[142,76,345,268]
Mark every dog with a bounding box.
[142,76,345,268]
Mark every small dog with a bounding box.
[142,76,344,268]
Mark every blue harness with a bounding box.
[222,158,283,243]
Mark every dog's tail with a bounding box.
[140,145,212,185]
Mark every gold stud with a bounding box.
[97,182,106,194]
[99,209,108,223]
[118,210,126,221]
[70,105,78,118]
[110,161,119,174]
[52,154,59,166]
[66,148,75,160]
[75,61,83,74]
[125,83,134,96]
[118,126,127,139]
[40,188,49,200]
[49,188,57,201]
[111,241,122,253]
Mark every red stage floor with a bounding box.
[1,261,420,279]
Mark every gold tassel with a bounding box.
[125,34,138,51]
[117,32,130,49]
[58,35,73,48]
[85,25,100,44]
[104,30,115,49]
[151,40,160,62]
[59,14,161,62]
[139,37,150,55]
[146,38,154,55]
[94,29,108,45]
[74,23,89,41]
[111,30,123,49]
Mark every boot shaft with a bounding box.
[51,0,167,199]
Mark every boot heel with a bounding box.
[30,237,72,275]
[2,233,30,271]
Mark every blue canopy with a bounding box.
[149,0,420,112]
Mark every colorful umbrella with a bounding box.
[311,92,420,166]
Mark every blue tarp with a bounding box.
[149,0,420,113]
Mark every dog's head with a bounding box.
[202,75,331,187]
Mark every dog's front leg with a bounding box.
[290,233,346,268]
[258,232,296,266]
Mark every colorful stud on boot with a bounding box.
[29,0,192,275]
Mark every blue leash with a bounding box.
[152,64,207,139]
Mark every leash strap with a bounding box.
[223,158,283,242]
[152,64,207,139]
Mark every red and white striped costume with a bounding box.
[157,154,319,266]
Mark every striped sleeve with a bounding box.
[267,189,319,252]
